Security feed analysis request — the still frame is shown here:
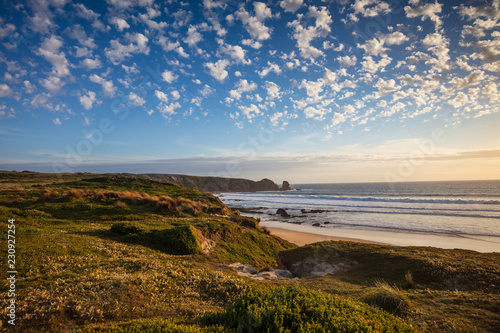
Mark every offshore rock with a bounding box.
[281,181,292,191]
[276,208,290,217]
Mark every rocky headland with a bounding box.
[132,173,290,193]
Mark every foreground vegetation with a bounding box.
[0,171,499,332]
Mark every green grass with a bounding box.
[360,280,412,317]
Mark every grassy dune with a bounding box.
[0,171,498,332]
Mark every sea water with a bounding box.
[217,180,500,252]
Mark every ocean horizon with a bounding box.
[218,179,500,253]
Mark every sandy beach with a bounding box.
[259,221,500,252]
[265,226,386,246]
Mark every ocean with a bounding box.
[217,180,500,252]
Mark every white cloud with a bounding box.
[257,61,282,77]
[53,118,62,125]
[349,0,391,22]
[337,55,357,67]
[361,55,392,73]
[451,70,485,91]
[288,6,332,60]
[379,31,409,45]
[280,0,303,13]
[106,0,154,10]
[161,70,178,83]
[357,38,388,56]
[74,3,100,21]
[270,111,288,127]
[122,63,140,74]
[40,76,65,93]
[482,81,499,102]
[405,1,443,29]
[254,2,273,21]
[265,81,282,100]
[242,39,263,49]
[81,57,102,70]
[299,78,324,97]
[235,3,273,41]
[158,101,181,119]
[238,104,262,119]
[23,81,36,94]
[374,78,401,97]
[448,92,469,108]
[304,106,328,120]
[65,24,97,49]
[380,101,405,117]
[204,59,230,82]
[128,92,146,106]
[0,83,13,97]
[171,90,180,100]
[184,26,203,47]
[80,91,99,110]
[89,74,117,96]
[111,17,130,31]
[229,79,257,100]
[422,32,450,72]
[199,84,214,97]
[105,33,150,65]
[332,112,346,126]
[37,35,71,78]
[155,90,169,103]
[219,42,251,64]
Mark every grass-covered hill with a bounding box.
[0,171,498,332]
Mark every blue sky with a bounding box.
[0,0,499,183]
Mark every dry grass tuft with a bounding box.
[38,188,57,202]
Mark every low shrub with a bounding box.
[231,215,259,229]
[205,285,416,332]
[360,280,412,316]
[187,270,250,304]
[77,318,221,333]
[110,222,142,235]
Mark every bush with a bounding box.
[125,225,204,255]
[205,285,416,332]
[165,225,203,254]
[360,281,412,317]
[78,318,221,333]
[110,222,141,235]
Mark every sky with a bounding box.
[0,0,499,184]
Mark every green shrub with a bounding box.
[123,225,204,255]
[77,318,223,333]
[361,281,412,316]
[205,285,416,332]
[187,270,250,304]
[110,222,141,235]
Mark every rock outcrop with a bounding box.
[229,262,294,280]
[277,243,358,278]
[281,181,292,191]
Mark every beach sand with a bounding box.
[260,221,500,252]
[265,226,386,246]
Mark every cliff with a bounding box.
[129,173,282,193]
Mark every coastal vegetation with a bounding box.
[0,171,499,332]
